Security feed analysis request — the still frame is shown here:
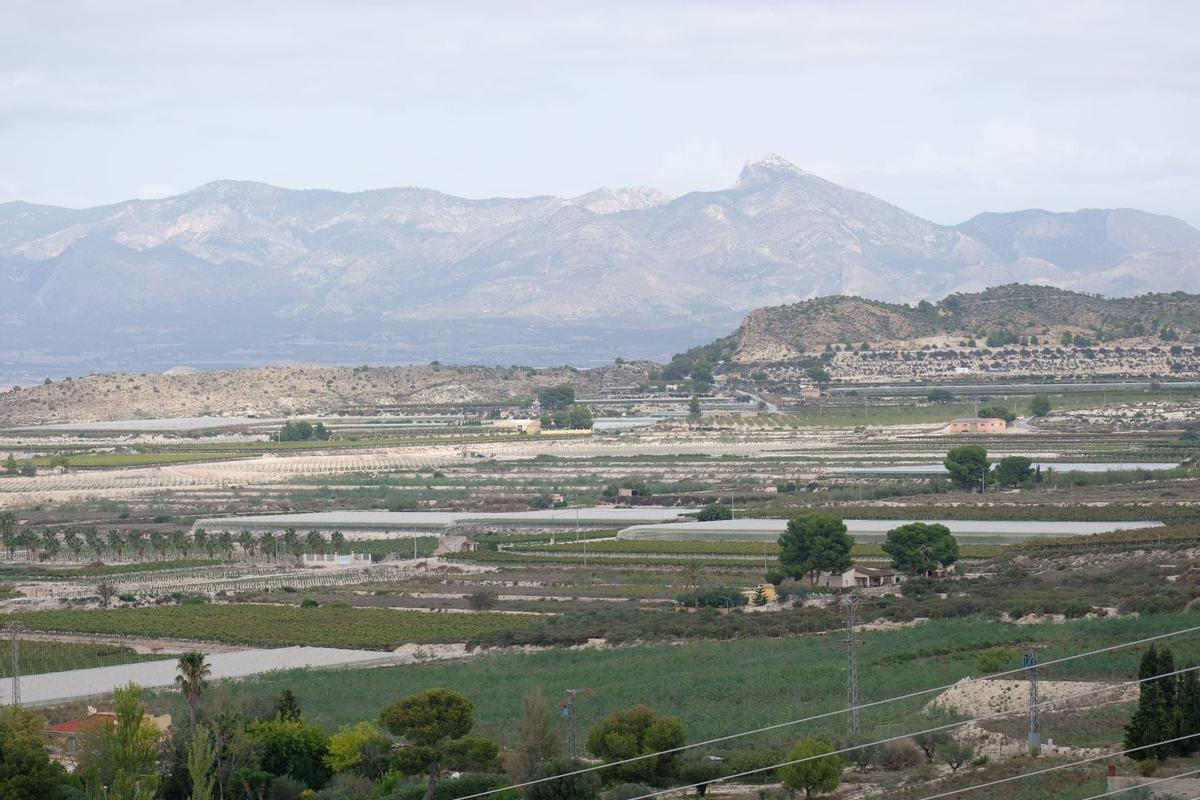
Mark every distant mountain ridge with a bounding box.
[2,154,1199,376]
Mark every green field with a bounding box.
[29,452,247,468]
[533,539,1004,559]
[11,604,531,650]
[731,387,1200,428]
[0,558,225,582]
[165,613,1200,752]
[0,640,160,677]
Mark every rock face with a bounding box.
[1,154,1198,373]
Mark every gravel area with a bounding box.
[8,646,408,706]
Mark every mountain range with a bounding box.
[2,154,1199,379]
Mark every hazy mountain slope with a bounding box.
[706,285,1200,363]
[1,155,1198,375]
[0,362,658,426]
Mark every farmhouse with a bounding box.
[817,566,902,590]
[945,417,1008,434]
[45,707,171,756]
[490,418,542,433]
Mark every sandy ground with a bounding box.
[9,646,411,706]
[929,677,1137,718]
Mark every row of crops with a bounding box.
[11,605,532,651]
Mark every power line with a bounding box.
[617,663,1200,800]
[453,625,1200,800]
[1024,644,1041,750]
[841,592,861,739]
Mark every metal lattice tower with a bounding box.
[3,622,22,706]
[562,689,580,760]
[1024,645,1041,751]
[842,593,861,738]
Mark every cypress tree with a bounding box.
[1126,645,1173,761]
[1158,648,1177,709]
[1178,666,1200,757]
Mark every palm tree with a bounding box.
[282,528,300,559]
[175,651,211,727]
[260,532,277,561]
[64,530,83,561]
[305,530,326,556]
[238,531,255,560]
[171,530,187,558]
[193,528,209,558]
[84,528,103,559]
[17,530,36,560]
[218,531,235,560]
[127,530,146,561]
[150,531,167,561]
[108,529,124,560]
[0,512,17,560]
[330,531,346,555]
[40,530,60,562]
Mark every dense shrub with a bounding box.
[723,749,784,784]
[674,586,747,609]
[880,739,923,770]
[384,773,516,800]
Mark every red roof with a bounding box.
[45,712,117,733]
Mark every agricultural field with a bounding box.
[10,604,532,650]
[150,612,1200,750]
[0,376,1196,800]
[0,639,161,677]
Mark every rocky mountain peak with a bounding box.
[569,185,671,214]
[735,153,809,188]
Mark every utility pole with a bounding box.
[841,593,861,738]
[3,622,22,706]
[1025,645,1041,752]
[562,689,580,760]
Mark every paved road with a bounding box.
[5,646,408,707]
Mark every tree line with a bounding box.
[0,516,352,564]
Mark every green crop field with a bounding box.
[30,452,247,468]
[170,612,1200,752]
[11,604,532,650]
[731,388,1200,428]
[0,640,161,677]
[535,539,1004,560]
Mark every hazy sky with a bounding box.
[3,1,1198,225]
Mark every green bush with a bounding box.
[975,646,1018,674]
[723,749,784,784]
[384,773,516,800]
[675,586,747,609]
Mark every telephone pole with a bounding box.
[842,593,861,738]
[1025,645,1041,752]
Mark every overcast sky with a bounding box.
[2,1,1197,225]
